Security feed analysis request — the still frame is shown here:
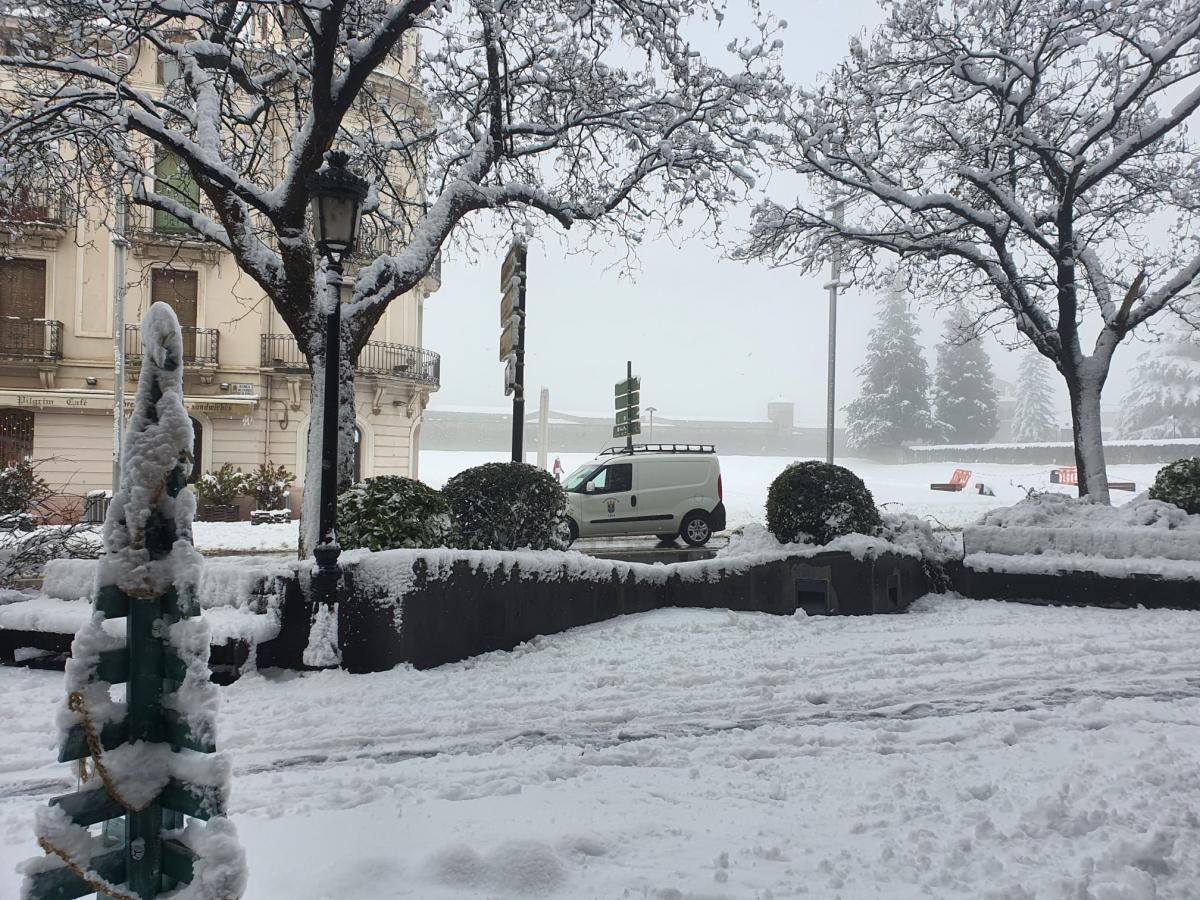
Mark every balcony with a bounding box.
[0,318,64,362]
[349,221,442,289]
[260,334,440,388]
[0,186,72,229]
[125,324,219,368]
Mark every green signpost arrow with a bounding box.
[616,406,640,425]
[614,391,640,410]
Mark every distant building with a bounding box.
[423,404,845,458]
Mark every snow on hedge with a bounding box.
[963,493,1200,577]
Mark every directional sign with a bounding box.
[500,323,516,361]
[501,242,527,291]
[615,390,640,410]
[500,281,520,326]
[613,422,642,438]
[615,376,641,396]
[616,406,639,425]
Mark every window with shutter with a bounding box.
[151,268,198,360]
[154,154,200,233]
[0,259,46,354]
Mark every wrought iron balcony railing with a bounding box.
[0,318,64,361]
[0,186,72,228]
[349,221,442,287]
[125,324,219,368]
[260,334,441,388]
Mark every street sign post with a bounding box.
[500,240,527,461]
[614,361,640,448]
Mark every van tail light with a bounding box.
[718,474,723,502]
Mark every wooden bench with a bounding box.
[931,468,972,492]
[1052,467,1135,491]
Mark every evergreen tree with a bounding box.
[845,284,934,450]
[1011,350,1058,443]
[931,311,999,443]
[1120,311,1200,439]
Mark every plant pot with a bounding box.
[199,504,240,522]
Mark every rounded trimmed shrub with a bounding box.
[1148,457,1200,515]
[337,475,454,551]
[766,460,882,546]
[443,462,569,551]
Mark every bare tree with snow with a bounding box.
[739,0,1200,503]
[0,0,785,551]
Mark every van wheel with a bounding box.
[565,517,579,545]
[680,511,712,547]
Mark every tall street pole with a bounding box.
[824,200,845,465]
[112,191,127,491]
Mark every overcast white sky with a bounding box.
[423,1,1142,427]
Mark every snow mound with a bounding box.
[719,518,944,563]
[978,493,1200,531]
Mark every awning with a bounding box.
[0,389,260,414]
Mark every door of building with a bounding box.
[0,258,46,354]
[151,268,198,361]
[0,409,34,465]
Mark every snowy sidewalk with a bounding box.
[2,595,1198,898]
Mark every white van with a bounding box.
[561,444,726,546]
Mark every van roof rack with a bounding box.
[599,443,716,456]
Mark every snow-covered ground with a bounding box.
[171,452,1164,552]
[2,596,1198,898]
[422,450,1164,532]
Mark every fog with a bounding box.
[424,2,1142,427]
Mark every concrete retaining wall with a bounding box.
[331,550,930,673]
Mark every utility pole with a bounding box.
[500,240,528,462]
[625,361,633,450]
[536,388,549,469]
[112,191,128,491]
[823,200,845,465]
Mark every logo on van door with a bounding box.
[606,499,616,516]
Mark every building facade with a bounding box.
[0,30,440,516]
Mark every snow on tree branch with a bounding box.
[739,0,1200,502]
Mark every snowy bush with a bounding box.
[0,457,52,519]
[243,461,294,511]
[766,461,882,546]
[337,476,454,551]
[1149,458,1200,516]
[443,462,569,551]
[194,463,245,507]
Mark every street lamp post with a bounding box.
[823,200,846,465]
[646,406,657,442]
[307,151,369,621]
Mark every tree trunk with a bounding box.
[1063,358,1111,504]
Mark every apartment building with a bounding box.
[0,24,440,515]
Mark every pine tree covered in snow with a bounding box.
[1120,313,1200,439]
[21,303,246,900]
[931,311,999,443]
[1011,351,1059,443]
[845,286,934,450]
